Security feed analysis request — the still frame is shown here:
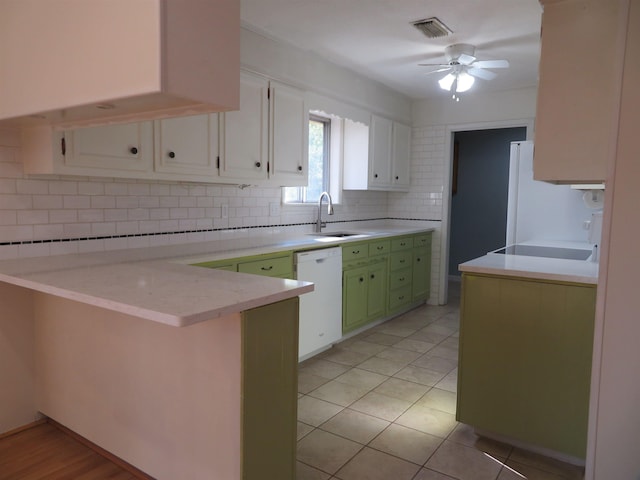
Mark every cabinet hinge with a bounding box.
[60,137,66,156]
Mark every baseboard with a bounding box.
[0,418,47,440]
[48,418,156,480]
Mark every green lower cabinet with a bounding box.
[342,260,388,334]
[411,246,431,302]
[242,298,299,480]
[457,273,596,459]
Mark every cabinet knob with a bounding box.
[297,165,303,171]
[255,162,261,168]
[359,277,364,283]
[168,151,176,159]
[416,257,421,262]
[370,274,375,279]
[129,147,138,155]
[395,176,399,180]
[374,173,378,178]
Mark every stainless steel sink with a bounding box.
[313,231,363,237]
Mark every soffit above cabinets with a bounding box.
[0,0,240,130]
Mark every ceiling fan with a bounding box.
[419,43,509,99]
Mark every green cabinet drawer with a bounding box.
[389,250,412,271]
[413,234,432,249]
[238,255,293,278]
[342,243,369,265]
[389,285,412,311]
[391,236,413,252]
[192,260,237,271]
[389,268,412,290]
[368,239,390,258]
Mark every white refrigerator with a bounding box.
[506,141,597,246]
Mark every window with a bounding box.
[283,114,330,204]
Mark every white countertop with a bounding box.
[459,240,599,285]
[0,225,434,327]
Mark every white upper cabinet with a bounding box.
[219,72,269,182]
[220,72,308,186]
[391,122,411,190]
[534,0,625,183]
[0,0,239,129]
[23,122,153,177]
[343,116,411,192]
[369,115,393,187]
[154,114,219,180]
[269,81,309,186]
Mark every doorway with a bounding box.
[448,127,526,282]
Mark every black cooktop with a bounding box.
[493,245,592,261]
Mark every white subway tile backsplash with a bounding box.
[17,179,49,195]
[49,181,78,195]
[89,196,116,209]
[78,181,105,195]
[17,210,49,225]
[0,179,17,194]
[63,195,91,209]
[3,194,33,209]
[49,210,78,224]
[78,209,105,223]
[0,225,34,242]
[0,211,17,225]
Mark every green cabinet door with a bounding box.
[411,247,430,301]
[457,274,596,459]
[367,261,388,320]
[343,266,369,333]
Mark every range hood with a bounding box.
[0,0,239,130]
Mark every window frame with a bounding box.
[283,113,332,204]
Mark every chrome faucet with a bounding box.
[315,192,334,232]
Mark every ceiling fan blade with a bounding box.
[417,62,450,67]
[422,67,451,75]
[467,67,497,80]
[458,53,476,65]
[472,59,510,69]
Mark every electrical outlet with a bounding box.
[221,204,228,218]
[269,202,281,216]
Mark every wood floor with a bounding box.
[0,421,146,480]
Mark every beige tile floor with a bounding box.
[296,282,585,480]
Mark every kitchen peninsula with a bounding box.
[457,249,598,463]
[0,224,432,479]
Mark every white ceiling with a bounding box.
[240,0,543,100]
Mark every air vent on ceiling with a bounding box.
[412,17,453,39]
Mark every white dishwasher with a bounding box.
[295,247,342,360]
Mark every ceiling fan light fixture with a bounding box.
[456,71,475,92]
[438,73,456,91]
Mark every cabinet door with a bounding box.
[220,72,269,182]
[369,115,392,187]
[269,81,308,186]
[343,266,369,333]
[534,0,623,183]
[367,261,387,320]
[154,114,218,178]
[391,122,411,191]
[63,122,153,174]
[412,247,430,302]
